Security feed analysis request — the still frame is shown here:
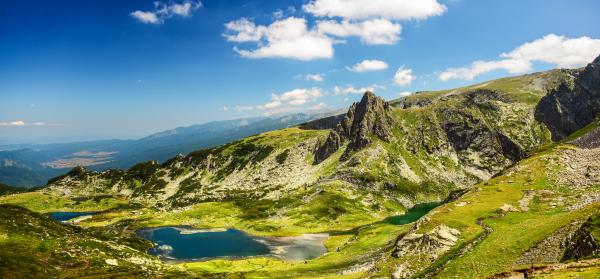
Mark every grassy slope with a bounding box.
[371,118,600,278]
[0,204,188,279]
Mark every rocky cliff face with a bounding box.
[314,91,394,163]
[562,215,600,260]
[535,54,600,140]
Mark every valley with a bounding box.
[1,55,600,278]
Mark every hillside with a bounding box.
[1,54,599,278]
[0,204,187,278]
[44,68,571,211]
[0,112,334,188]
[0,183,25,195]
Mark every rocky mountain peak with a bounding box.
[535,54,600,140]
[314,91,393,163]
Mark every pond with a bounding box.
[137,227,328,262]
[383,202,440,225]
[48,211,97,222]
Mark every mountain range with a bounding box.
[1,55,599,278]
[0,111,338,188]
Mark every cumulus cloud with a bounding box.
[303,0,446,20]
[394,66,415,86]
[223,18,266,42]
[236,88,324,112]
[273,88,324,106]
[397,91,413,97]
[439,59,530,81]
[439,34,600,81]
[334,85,376,95]
[224,0,447,60]
[316,19,401,45]
[305,73,325,81]
[131,11,161,24]
[348,59,389,72]
[225,17,334,61]
[131,1,202,24]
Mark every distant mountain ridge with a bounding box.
[0,112,339,188]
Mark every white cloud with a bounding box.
[9,121,25,126]
[225,17,334,61]
[236,88,324,112]
[303,0,447,20]
[439,59,530,81]
[263,99,282,109]
[218,106,229,111]
[394,66,415,86]
[169,2,198,17]
[334,85,376,95]
[223,18,266,42]
[309,102,328,110]
[316,19,401,45]
[439,34,600,81]
[0,120,46,127]
[397,91,413,97]
[131,1,202,24]
[224,0,446,60]
[305,73,325,81]
[348,59,389,72]
[274,88,324,106]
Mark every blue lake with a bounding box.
[137,227,328,262]
[48,211,97,222]
[383,202,440,225]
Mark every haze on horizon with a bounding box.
[2,0,600,144]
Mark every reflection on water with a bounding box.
[137,227,328,262]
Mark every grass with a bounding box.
[373,141,600,278]
[0,192,128,213]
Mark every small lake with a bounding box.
[384,202,440,225]
[48,211,97,222]
[137,227,328,262]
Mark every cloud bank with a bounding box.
[440,34,600,81]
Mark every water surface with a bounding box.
[48,211,97,222]
[384,202,440,225]
[137,227,327,262]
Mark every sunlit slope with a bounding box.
[370,118,600,278]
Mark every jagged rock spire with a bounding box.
[314,91,394,163]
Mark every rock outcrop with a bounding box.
[535,54,600,140]
[562,215,600,260]
[314,91,394,163]
[392,225,461,259]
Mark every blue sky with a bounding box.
[1,0,600,144]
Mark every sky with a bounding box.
[1,0,600,144]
